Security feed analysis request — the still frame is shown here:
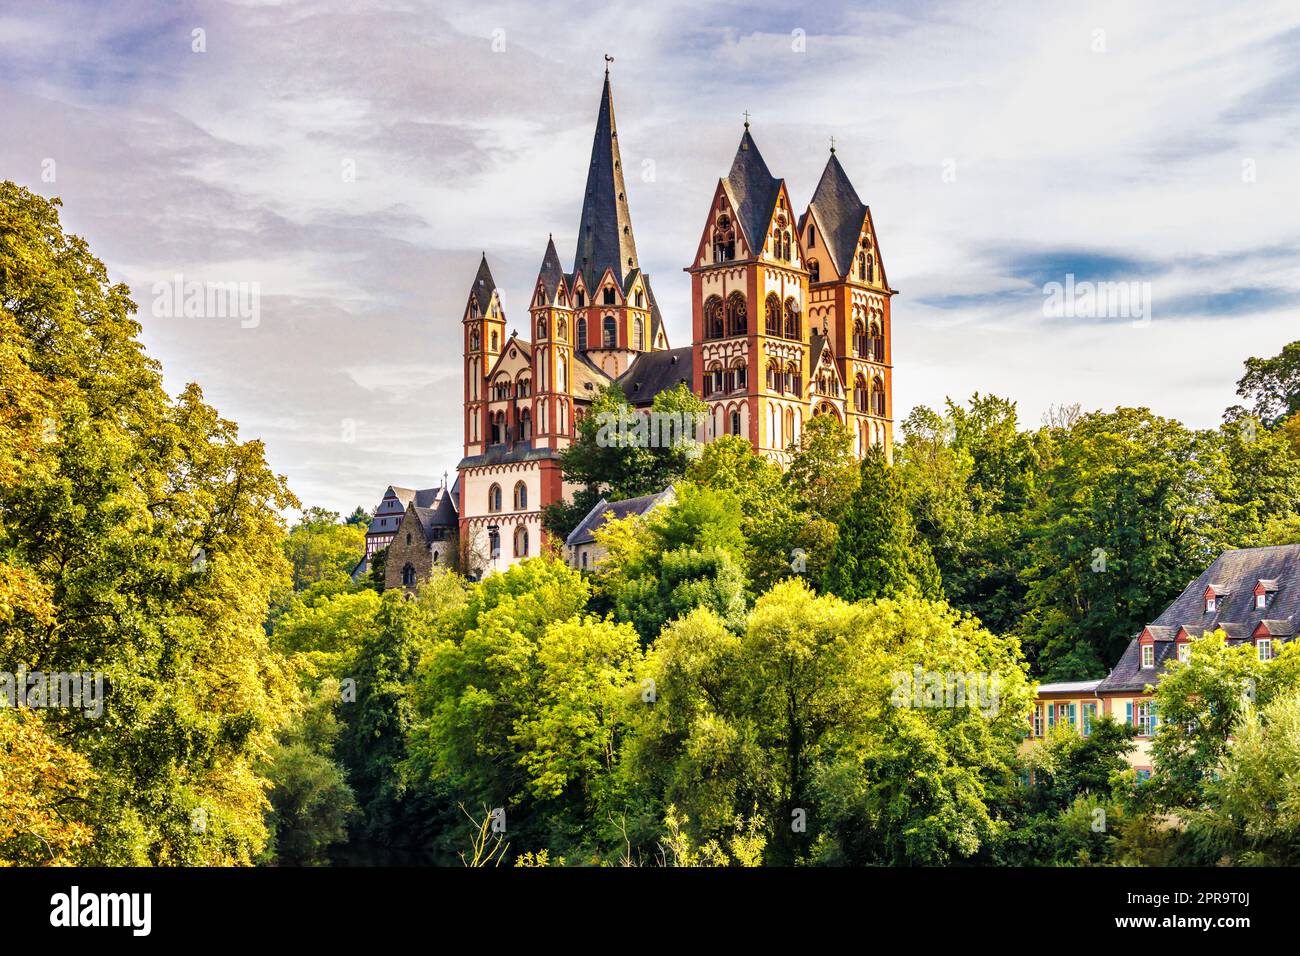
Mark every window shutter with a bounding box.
[1125,702,1133,725]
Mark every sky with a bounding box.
[3,0,1299,516]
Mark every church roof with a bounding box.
[466,253,497,311]
[615,346,694,408]
[724,128,782,252]
[573,74,639,290]
[536,236,566,304]
[457,443,561,469]
[566,486,677,547]
[805,152,868,278]
[572,352,613,398]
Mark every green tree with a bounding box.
[1018,408,1230,678]
[1189,693,1300,865]
[261,678,357,866]
[1151,631,1300,809]
[336,592,422,840]
[896,395,1044,636]
[283,507,366,591]
[543,382,706,540]
[1,182,298,864]
[1232,339,1300,428]
[822,446,943,603]
[593,483,748,642]
[629,582,1031,865]
[686,435,806,593]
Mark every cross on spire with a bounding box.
[743,110,751,129]
[829,135,836,154]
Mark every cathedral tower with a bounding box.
[462,253,506,459]
[686,123,812,462]
[800,149,894,458]
[530,236,575,452]
[570,69,661,378]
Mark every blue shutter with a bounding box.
[1126,702,1133,725]
[1068,703,1077,728]
[1150,703,1159,733]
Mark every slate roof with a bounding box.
[615,347,694,408]
[804,152,868,278]
[724,128,782,253]
[1037,679,1103,696]
[565,487,676,547]
[466,254,497,312]
[408,491,457,541]
[573,352,613,399]
[366,485,441,535]
[1097,544,1300,694]
[457,442,562,469]
[536,236,566,304]
[573,74,639,290]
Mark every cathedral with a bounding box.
[456,67,895,575]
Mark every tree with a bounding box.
[628,582,1032,865]
[261,679,357,866]
[1150,631,1300,809]
[404,558,645,859]
[0,709,95,865]
[783,413,857,522]
[1217,414,1300,544]
[686,435,804,593]
[1,181,298,864]
[345,506,371,527]
[593,483,748,642]
[822,446,943,603]
[896,395,1045,636]
[336,591,422,840]
[543,382,706,540]
[1017,408,1230,678]
[1190,694,1300,865]
[283,507,366,591]
[1233,339,1300,428]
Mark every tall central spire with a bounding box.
[573,68,639,290]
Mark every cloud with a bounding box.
[3,0,1299,514]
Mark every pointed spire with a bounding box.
[573,70,639,290]
[536,235,566,304]
[807,152,868,277]
[724,127,780,251]
[466,253,497,313]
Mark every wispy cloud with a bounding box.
[3,0,1299,513]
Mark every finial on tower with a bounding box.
[829,135,836,154]
[604,54,613,77]
[743,110,751,129]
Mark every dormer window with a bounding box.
[1205,597,1216,614]
[1141,644,1154,668]
[1256,593,1267,610]
[1177,643,1190,663]
[1258,639,1273,662]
